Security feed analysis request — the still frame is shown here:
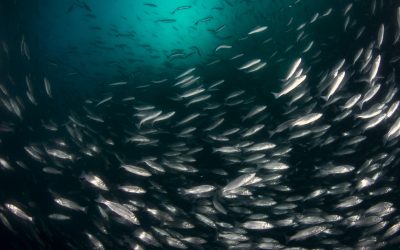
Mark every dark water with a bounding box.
[1,0,400,249]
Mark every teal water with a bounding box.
[29,0,335,85]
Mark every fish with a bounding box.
[397,7,400,28]
[359,83,381,108]
[342,94,361,109]
[96,196,140,225]
[215,44,232,52]
[121,164,152,177]
[5,203,33,222]
[81,173,109,191]
[144,3,157,7]
[213,146,240,154]
[152,111,175,124]
[318,164,355,176]
[0,158,12,170]
[46,149,73,160]
[261,161,289,171]
[134,229,161,247]
[302,41,314,53]
[203,117,224,131]
[171,6,191,14]
[238,59,261,70]
[383,222,400,239]
[86,232,105,250]
[108,81,127,86]
[195,16,213,25]
[385,117,400,141]
[336,196,363,209]
[310,13,319,23]
[292,113,323,127]
[322,8,332,16]
[273,74,307,98]
[182,185,216,195]
[386,101,399,118]
[242,124,265,137]
[151,79,168,84]
[48,214,71,220]
[209,24,225,34]
[118,185,146,194]
[248,26,268,35]
[175,113,200,126]
[176,68,196,79]
[138,110,162,128]
[344,3,353,15]
[242,220,274,230]
[44,77,52,98]
[322,71,346,101]
[156,19,176,23]
[222,173,256,193]
[289,225,328,241]
[96,96,112,107]
[246,62,267,73]
[376,23,384,48]
[179,87,205,98]
[242,105,267,121]
[54,197,87,212]
[284,58,302,81]
[81,2,92,12]
[245,142,276,152]
[369,55,381,82]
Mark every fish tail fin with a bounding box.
[95,195,105,204]
[321,95,329,101]
[178,188,187,195]
[268,131,276,138]
[272,92,280,99]
[383,135,389,145]
[280,78,287,82]
[79,171,87,179]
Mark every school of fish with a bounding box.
[0,0,400,249]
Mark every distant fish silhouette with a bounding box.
[67,0,92,13]
[66,4,75,13]
[144,3,157,7]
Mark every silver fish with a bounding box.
[238,59,261,70]
[222,173,256,192]
[248,26,268,35]
[5,203,33,222]
[273,75,307,98]
[121,164,152,177]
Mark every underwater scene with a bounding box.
[0,0,400,249]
